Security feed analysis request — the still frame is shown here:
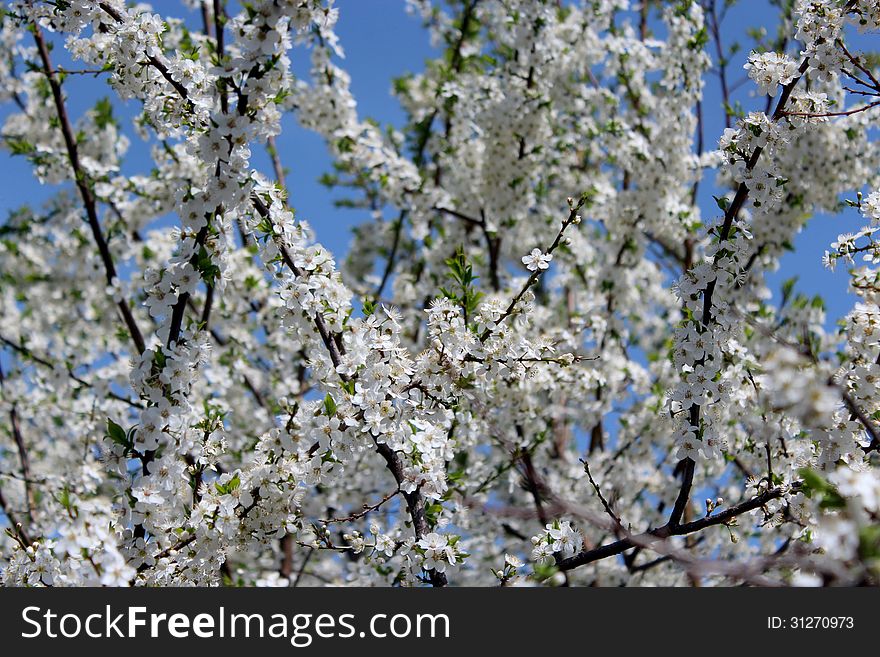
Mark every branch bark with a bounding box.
[557,483,791,572]
[32,25,146,355]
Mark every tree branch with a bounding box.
[32,24,146,355]
[557,483,792,572]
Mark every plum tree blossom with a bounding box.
[0,0,880,587]
[521,249,553,272]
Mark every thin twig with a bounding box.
[319,489,400,524]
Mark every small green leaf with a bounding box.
[106,419,128,447]
[324,393,337,417]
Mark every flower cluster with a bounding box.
[530,521,583,562]
[745,52,801,97]
[1,0,880,589]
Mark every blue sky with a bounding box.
[0,1,865,327]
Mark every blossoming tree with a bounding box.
[1,0,879,587]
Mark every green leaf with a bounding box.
[93,97,116,129]
[858,525,880,560]
[797,467,826,497]
[323,393,337,417]
[106,419,129,447]
[195,246,221,285]
[780,277,798,308]
[6,138,35,157]
[336,135,356,153]
[56,485,72,511]
[215,473,241,495]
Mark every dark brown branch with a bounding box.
[32,25,146,355]
[280,534,294,579]
[374,441,447,587]
[433,206,482,226]
[664,57,810,536]
[520,448,549,526]
[251,195,447,586]
[98,3,194,106]
[320,488,400,525]
[291,546,313,587]
[0,363,33,519]
[781,100,880,118]
[581,459,622,531]
[267,135,286,190]
[557,484,791,572]
[374,211,407,299]
[0,485,33,547]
